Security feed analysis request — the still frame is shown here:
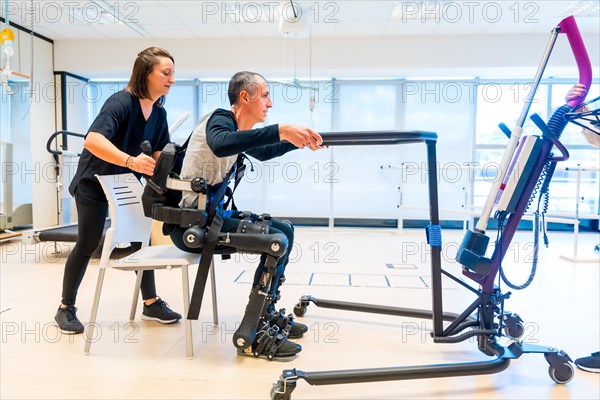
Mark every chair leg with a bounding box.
[84,268,107,354]
[129,270,143,321]
[181,264,193,359]
[210,257,219,326]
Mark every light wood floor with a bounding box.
[1,227,599,399]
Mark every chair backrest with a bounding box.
[96,173,152,268]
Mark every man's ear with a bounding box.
[240,90,249,103]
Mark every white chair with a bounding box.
[83,173,219,358]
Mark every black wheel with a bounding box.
[548,362,574,384]
[183,226,206,248]
[293,303,307,317]
[504,321,525,339]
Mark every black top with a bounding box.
[69,90,170,206]
[206,108,296,160]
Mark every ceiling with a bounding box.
[2,0,599,41]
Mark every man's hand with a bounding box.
[280,124,324,151]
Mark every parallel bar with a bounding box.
[320,131,437,147]
[426,140,444,337]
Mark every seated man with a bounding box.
[170,71,323,360]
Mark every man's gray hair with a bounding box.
[227,71,266,106]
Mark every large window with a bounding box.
[474,81,549,211]
[1,82,32,215]
[236,80,334,217]
[163,82,197,144]
[88,81,196,144]
[331,81,401,219]
[200,81,230,117]
[551,83,600,147]
[476,81,549,146]
[52,77,598,226]
[548,83,600,216]
[474,80,600,216]
[403,80,476,222]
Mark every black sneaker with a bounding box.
[575,351,600,373]
[238,324,302,361]
[54,305,84,334]
[288,320,308,339]
[141,298,181,324]
[266,308,308,339]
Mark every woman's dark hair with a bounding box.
[228,71,266,106]
[126,47,174,106]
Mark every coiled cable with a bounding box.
[499,106,570,290]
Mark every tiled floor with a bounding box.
[1,227,599,399]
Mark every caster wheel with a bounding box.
[270,386,290,400]
[271,377,295,400]
[504,321,525,339]
[548,362,574,384]
[293,303,307,317]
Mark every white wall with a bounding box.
[4,29,58,228]
[53,34,600,80]
[30,37,58,228]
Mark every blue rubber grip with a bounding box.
[426,225,442,248]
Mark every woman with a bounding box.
[55,47,180,334]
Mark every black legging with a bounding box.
[170,211,294,312]
[61,195,157,306]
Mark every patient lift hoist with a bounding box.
[266,15,595,399]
